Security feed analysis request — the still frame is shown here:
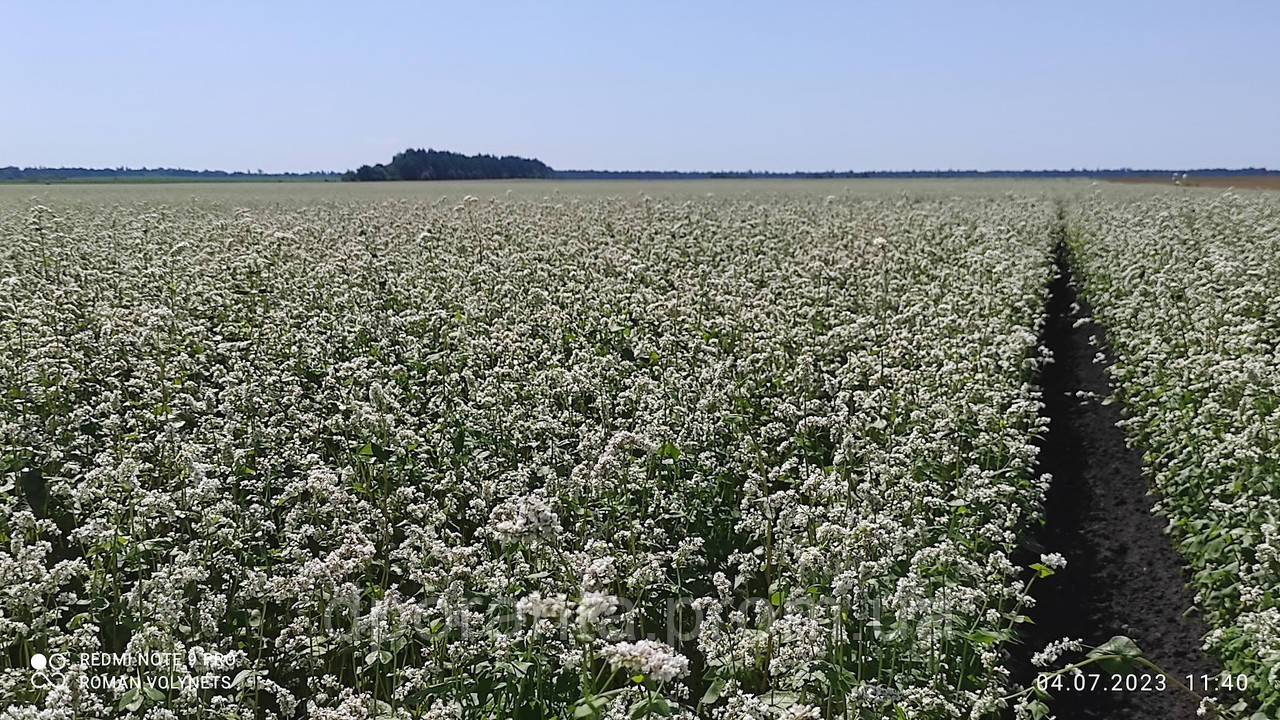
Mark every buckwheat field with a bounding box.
[1,181,1276,719]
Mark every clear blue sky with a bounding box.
[4,1,1278,173]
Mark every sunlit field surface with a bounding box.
[1,180,1276,719]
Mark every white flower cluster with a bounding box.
[600,639,690,683]
[1039,553,1067,570]
[1030,636,1082,667]
[488,493,560,542]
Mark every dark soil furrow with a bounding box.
[1012,243,1219,719]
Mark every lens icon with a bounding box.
[29,652,67,689]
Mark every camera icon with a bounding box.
[30,653,68,689]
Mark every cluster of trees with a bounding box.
[0,166,338,182]
[342,148,554,181]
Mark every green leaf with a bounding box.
[1088,635,1143,672]
[965,629,1008,644]
[629,696,672,717]
[764,692,799,709]
[1029,563,1055,578]
[1089,635,1142,659]
[230,668,257,689]
[1027,699,1051,720]
[700,678,726,705]
[572,695,610,719]
[118,688,143,712]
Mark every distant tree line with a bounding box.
[4,162,1277,184]
[343,149,554,181]
[0,166,339,182]
[555,167,1280,180]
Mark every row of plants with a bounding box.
[1066,188,1280,717]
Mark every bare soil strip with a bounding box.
[1011,244,1220,718]
[1106,174,1280,191]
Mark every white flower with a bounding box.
[600,640,690,682]
[1031,637,1083,667]
[488,494,560,542]
[516,592,568,619]
[1039,553,1068,570]
[576,591,618,625]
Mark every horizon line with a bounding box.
[3,164,1278,177]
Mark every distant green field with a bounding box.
[0,176,1096,206]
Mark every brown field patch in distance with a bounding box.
[1106,174,1280,190]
